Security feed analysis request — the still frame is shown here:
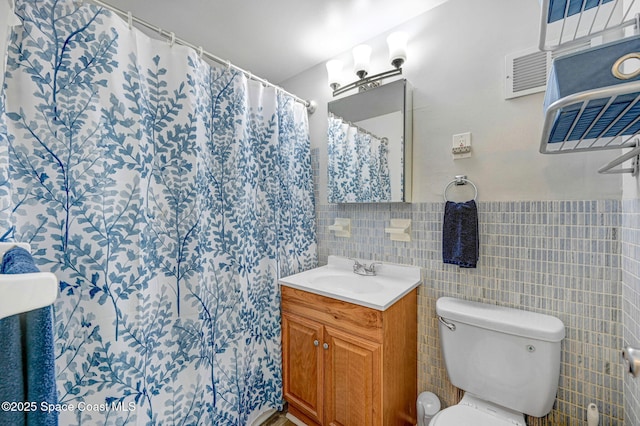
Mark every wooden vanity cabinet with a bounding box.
[281,285,417,426]
[282,312,325,424]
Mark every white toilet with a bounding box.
[431,297,565,426]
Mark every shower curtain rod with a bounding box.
[329,112,387,142]
[86,0,316,114]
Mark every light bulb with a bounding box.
[387,31,408,69]
[352,44,372,79]
[326,59,343,90]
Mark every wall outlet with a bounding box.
[452,132,472,159]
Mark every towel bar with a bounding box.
[597,141,640,175]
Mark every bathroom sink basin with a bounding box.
[311,274,385,294]
[279,255,421,311]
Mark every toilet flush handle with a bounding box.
[438,316,456,331]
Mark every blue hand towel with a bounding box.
[442,200,479,268]
[0,247,58,426]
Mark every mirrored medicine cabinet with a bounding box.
[327,78,412,203]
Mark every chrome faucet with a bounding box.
[350,258,380,276]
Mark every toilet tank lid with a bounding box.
[436,297,565,342]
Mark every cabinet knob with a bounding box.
[313,339,319,347]
[323,343,329,350]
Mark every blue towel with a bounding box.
[442,200,479,268]
[0,247,58,426]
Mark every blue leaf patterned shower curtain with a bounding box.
[0,1,317,424]
[327,115,391,203]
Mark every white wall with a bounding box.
[282,0,623,203]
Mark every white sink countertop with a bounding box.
[279,255,421,311]
[0,242,58,320]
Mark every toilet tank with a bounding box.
[436,297,565,418]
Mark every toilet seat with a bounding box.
[429,395,526,426]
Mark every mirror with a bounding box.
[327,79,412,203]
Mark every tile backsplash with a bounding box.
[316,199,625,425]
[623,199,640,426]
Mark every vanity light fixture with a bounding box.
[326,31,408,97]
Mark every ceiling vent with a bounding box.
[505,47,551,99]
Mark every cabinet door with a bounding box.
[323,326,382,426]
[282,312,324,425]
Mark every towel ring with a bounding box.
[443,175,478,202]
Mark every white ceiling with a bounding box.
[104,0,449,84]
